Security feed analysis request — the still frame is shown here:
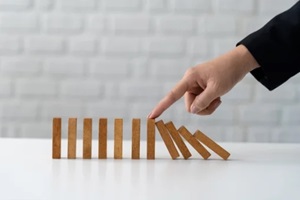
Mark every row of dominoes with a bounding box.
[52,118,230,160]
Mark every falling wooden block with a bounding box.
[165,121,191,160]
[68,118,77,159]
[147,118,155,160]
[194,130,230,160]
[155,120,180,160]
[178,126,211,160]
[52,118,61,159]
[132,118,140,159]
[83,118,92,159]
[98,118,107,159]
[114,118,123,159]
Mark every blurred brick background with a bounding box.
[0,0,299,142]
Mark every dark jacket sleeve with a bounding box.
[237,1,300,90]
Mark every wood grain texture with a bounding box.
[67,118,77,159]
[131,118,140,159]
[165,121,191,159]
[114,118,123,159]
[147,118,155,160]
[178,126,211,160]
[98,118,107,159]
[194,130,230,160]
[83,118,92,159]
[155,120,179,160]
[52,118,61,159]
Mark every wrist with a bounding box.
[235,45,260,73]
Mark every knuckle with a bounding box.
[184,66,197,77]
[194,100,206,110]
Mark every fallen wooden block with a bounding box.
[194,130,230,160]
[155,120,180,160]
[178,126,211,160]
[165,121,191,160]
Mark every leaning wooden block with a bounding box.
[98,118,107,159]
[114,118,123,159]
[194,130,230,160]
[178,126,211,160]
[68,118,77,159]
[155,120,180,160]
[52,118,61,159]
[147,118,155,160]
[165,121,191,160]
[132,118,141,159]
[83,118,92,159]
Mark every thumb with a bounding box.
[190,86,217,114]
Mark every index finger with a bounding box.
[148,79,188,119]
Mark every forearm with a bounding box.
[210,45,260,83]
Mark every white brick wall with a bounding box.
[44,14,83,33]
[172,0,211,12]
[16,79,57,97]
[214,0,255,14]
[25,36,65,54]
[0,36,21,54]
[0,13,38,32]
[158,16,195,34]
[145,37,185,55]
[0,0,299,143]
[0,0,33,10]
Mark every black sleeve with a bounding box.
[237,1,300,90]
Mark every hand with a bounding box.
[148,45,259,119]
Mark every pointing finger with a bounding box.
[148,79,188,119]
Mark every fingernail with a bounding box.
[147,112,152,118]
[191,105,199,114]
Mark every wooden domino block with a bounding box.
[98,118,107,159]
[68,118,77,159]
[52,118,61,159]
[165,121,191,160]
[155,120,180,160]
[114,118,123,159]
[83,118,92,159]
[147,119,155,160]
[178,126,211,160]
[131,118,140,159]
[194,130,230,160]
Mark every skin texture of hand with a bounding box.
[148,45,260,119]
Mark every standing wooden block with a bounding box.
[114,118,123,159]
[98,118,107,159]
[131,118,140,159]
[155,120,180,160]
[147,118,155,160]
[52,118,61,159]
[165,121,191,160]
[194,130,230,160]
[67,118,77,159]
[83,118,92,159]
[178,126,211,160]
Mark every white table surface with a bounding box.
[0,138,300,200]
